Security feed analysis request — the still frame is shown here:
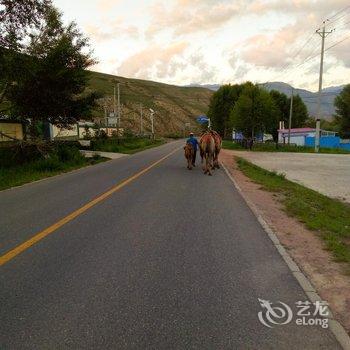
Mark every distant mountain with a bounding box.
[261,82,344,120]
[187,82,346,121]
[186,83,221,91]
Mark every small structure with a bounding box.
[278,127,350,150]
[278,128,336,146]
[0,119,24,141]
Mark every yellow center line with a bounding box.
[0,147,180,267]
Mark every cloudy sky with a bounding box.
[54,0,350,91]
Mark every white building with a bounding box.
[278,128,336,146]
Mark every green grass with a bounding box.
[91,137,165,154]
[222,140,350,154]
[222,140,245,150]
[0,145,106,191]
[236,157,350,266]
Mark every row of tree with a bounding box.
[207,82,308,141]
[208,81,350,140]
[0,0,98,138]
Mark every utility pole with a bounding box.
[117,83,121,139]
[149,109,155,140]
[111,86,117,137]
[315,21,333,152]
[140,104,143,135]
[288,88,294,145]
[104,101,108,136]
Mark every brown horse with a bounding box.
[199,132,215,175]
[210,130,222,169]
[184,143,194,170]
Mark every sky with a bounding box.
[53,0,350,91]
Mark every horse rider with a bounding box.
[186,132,199,166]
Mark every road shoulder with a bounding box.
[220,149,350,349]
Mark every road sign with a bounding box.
[107,117,118,125]
[197,115,209,124]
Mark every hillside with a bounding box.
[88,71,213,136]
[188,82,345,121]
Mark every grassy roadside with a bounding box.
[91,137,165,154]
[236,157,350,265]
[222,140,350,154]
[0,145,106,191]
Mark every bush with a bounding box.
[0,141,85,169]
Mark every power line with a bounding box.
[325,33,350,51]
[278,32,316,73]
[332,12,350,27]
[272,36,320,82]
[328,5,350,22]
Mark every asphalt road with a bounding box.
[0,140,341,349]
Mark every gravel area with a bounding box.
[231,151,350,203]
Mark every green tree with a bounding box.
[269,90,289,124]
[207,84,244,137]
[334,84,350,137]
[288,94,308,128]
[0,0,51,106]
[4,6,99,136]
[304,117,340,132]
[230,84,278,139]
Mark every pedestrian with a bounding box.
[186,132,199,166]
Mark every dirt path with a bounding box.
[220,149,350,335]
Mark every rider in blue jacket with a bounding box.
[186,132,199,166]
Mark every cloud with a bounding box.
[188,53,218,82]
[146,0,242,38]
[248,0,350,17]
[82,0,350,89]
[98,0,121,12]
[85,23,139,42]
[327,36,350,68]
[117,42,189,79]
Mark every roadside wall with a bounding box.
[305,136,350,150]
[0,123,23,141]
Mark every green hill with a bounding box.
[88,71,213,136]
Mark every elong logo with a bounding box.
[258,298,329,329]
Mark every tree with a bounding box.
[0,0,51,106]
[230,84,278,139]
[269,90,289,124]
[288,94,308,128]
[207,84,244,138]
[304,117,340,132]
[269,90,289,142]
[334,84,350,137]
[4,5,99,136]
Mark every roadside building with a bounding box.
[0,119,24,142]
[278,127,350,151]
[278,128,336,146]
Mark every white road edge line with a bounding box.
[220,161,350,350]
